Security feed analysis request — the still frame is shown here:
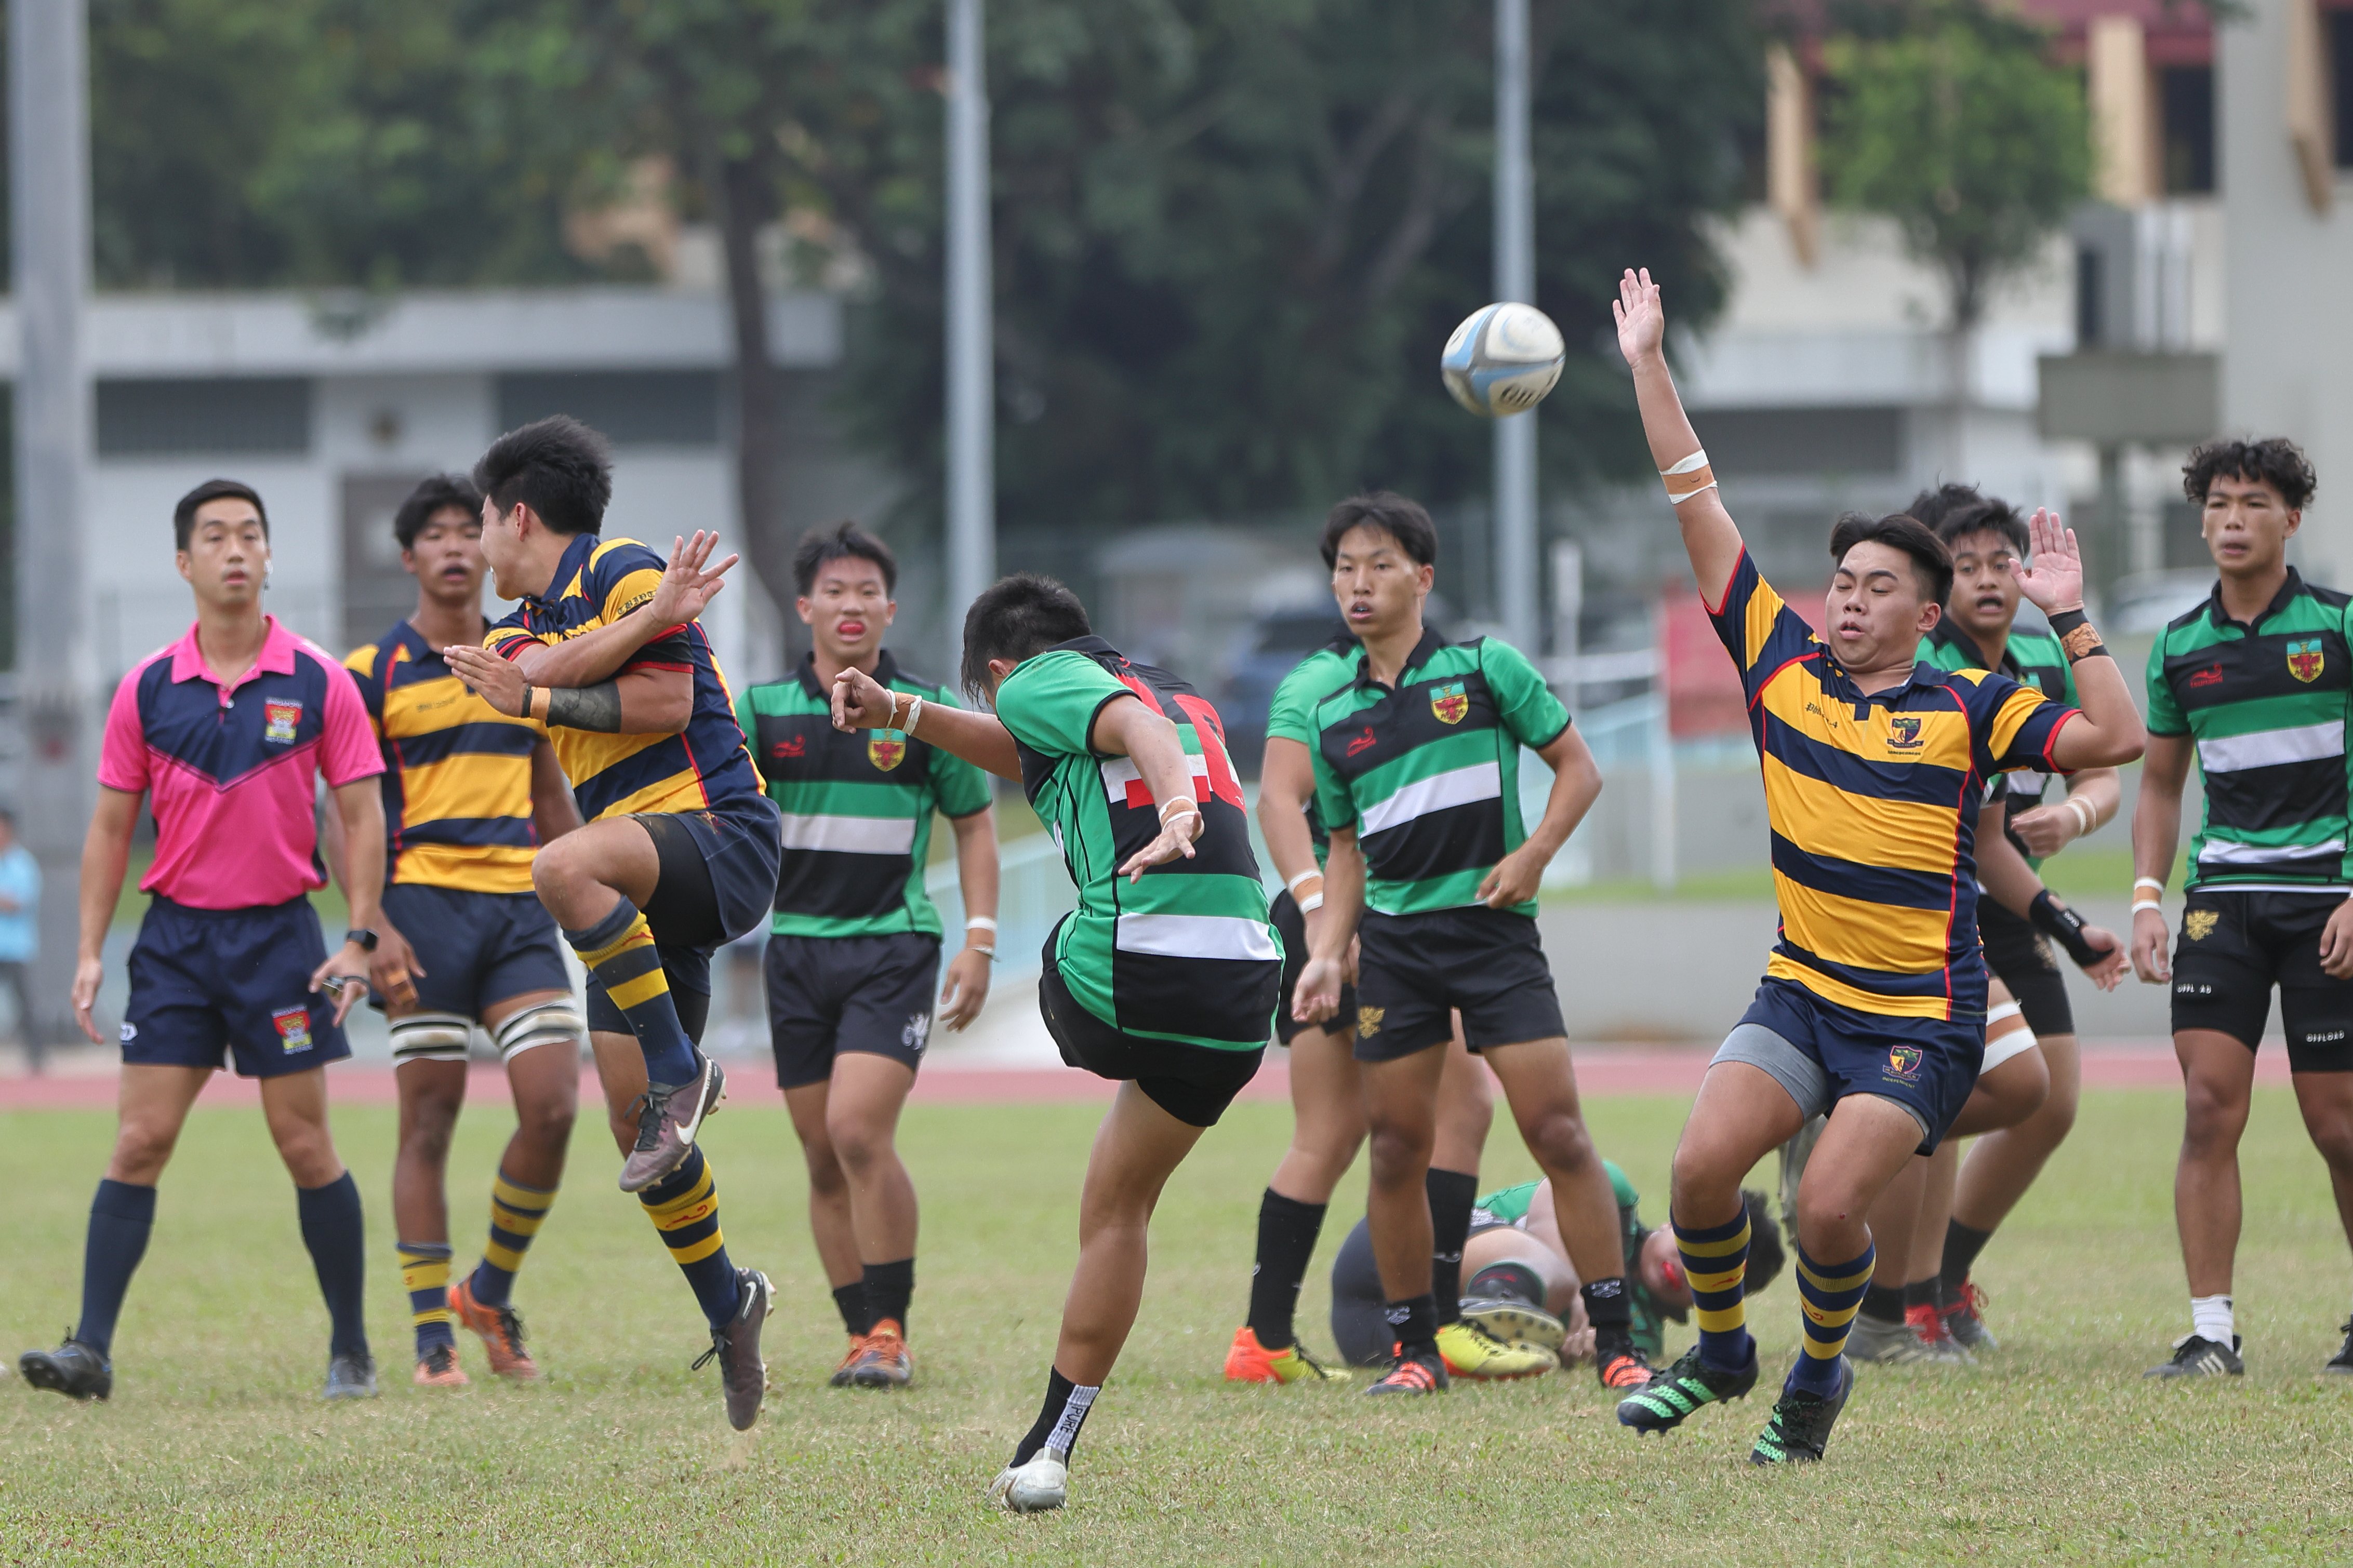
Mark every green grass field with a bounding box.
[3,1087,2350,1565]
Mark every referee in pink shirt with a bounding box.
[19,480,394,1403]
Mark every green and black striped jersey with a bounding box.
[736,651,993,938]
[995,637,1279,1052]
[1263,629,1360,869]
[1309,628,1571,917]
[2146,570,2353,891]
[1919,619,2082,869]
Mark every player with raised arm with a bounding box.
[736,522,1000,1389]
[831,575,1279,1513]
[1289,493,1636,1396]
[441,417,782,1431]
[20,480,391,1402]
[2129,439,2353,1379]
[334,475,587,1389]
[1609,268,2143,1463]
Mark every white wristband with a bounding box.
[1159,796,1198,823]
[966,916,998,933]
[1285,868,1323,894]
[2131,900,2164,915]
[2133,878,2165,894]
[904,694,924,734]
[2066,795,2096,836]
[1298,892,1324,915]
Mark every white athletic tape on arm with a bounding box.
[905,695,924,735]
[2131,900,2164,915]
[1660,447,1718,504]
[1286,868,1323,894]
[966,916,998,932]
[2133,878,2165,894]
[1298,892,1324,914]
[2066,795,2096,836]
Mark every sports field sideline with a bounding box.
[3,1079,2348,1565]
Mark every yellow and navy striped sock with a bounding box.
[468,1170,557,1309]
[565,901,697,1083]
[1674,1206,1753,1372]
[1791,1239,1875,1395]
[398,1241,457,1356]
[637,1147,741,1330]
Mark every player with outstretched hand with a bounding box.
[1609,267,2144,1464]
[21,480,391,1403]
[831,574,1280,1515]
[442,416,782,1431]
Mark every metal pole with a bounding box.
[945,0,996,664]
[1493,0,1539,652]
[10,0,95,1056]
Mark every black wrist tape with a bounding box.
[2030,889,2102,968]
[2046,607,2107,664]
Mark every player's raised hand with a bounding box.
[645,531,737,628]
[831,665,896,731]
[1612,267,1666,369]
[444,644,529,716]
[2130,906,2172,985]
[2010,509,2085,614]
[1116,799,1203,882]
[72,955,105,1045]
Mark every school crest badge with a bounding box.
[2288,639,2325,684]
[1884,1046,1922,1082]
[272,1007,314,1053]
[1430,681,1469,725]
[1356,1005,1385,1038]
[1887,716,1923,751]
[2185,909,2219,941]
[263,700,302,745]
[868,732,906,772]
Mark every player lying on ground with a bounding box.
[831,574,1279,1514]
[22,480,391,1402]
[2129,437,2353,1379]
[444,416,782,1430]
[1290,494,1645,1396]
[738,521,1000,1391]
[1328,1164,1784,1371]
[1611,266,2144,1464]
[331,473,588,1389]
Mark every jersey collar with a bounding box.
[527,533,601,611]
[1925,619,2019,678]
[1352,625,1447,690]
[168,614,300,690]
[2203,567,2306,634]
[796,647,902,700]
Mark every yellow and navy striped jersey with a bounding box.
[1709,552,2075,1020]
[483,534,762,822]
[347,621,550,894]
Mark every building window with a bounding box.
[495,371,721,447]
[2160,65,2215,194]
[96,378,311,456]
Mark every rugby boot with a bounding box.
[1595,1336,1655,1391]
[2146,1333,2243,1379]
[2325,1319,2353,1376]
[1435,1319,1552,1381]
[323,1350,380,1400]
[1904,1302,1975,1365]
[844,1319,914,1388]
[19,1335,111,1402]
[1457,1297,1567,1358]
[1616,1342,1757,1433]
[412,1343,470,1388]
[1223,1325,1347,1384]
[691,1267,773,1430]
[989,1453,1069,1513]
[829,1335,865,1388]
[1939,1280,1999,1352]
[1749,1357,1854,1465]
[1846,1310,1938,1365]
[1364,1343,1450,1396]
[448,1277,539,1382]
[618,1052,725,1194]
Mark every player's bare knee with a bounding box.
[1526,1109,1596,1176]
[110,1119,180,1183]
[826,1114,895,1176]
[515,1094,576,1152]
[1366,1121,1433,1187]
[1669,1138,1742,1216]
[2181,1077,2249,1152]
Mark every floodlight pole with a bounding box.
[9,0,95,1057]
[945,0,996,663]
[1493,0,1539,653]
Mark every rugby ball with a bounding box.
[1441,302,1566,418]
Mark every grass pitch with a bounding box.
[3,1083,2350,1565]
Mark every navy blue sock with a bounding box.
[74,1179,156,1358]
[296,1172,370,1358]
[639,1148,741,1329]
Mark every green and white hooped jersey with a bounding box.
[1918,620,2082,870]
[1263,629,1361,869]
[2146,570,2353,892]
[1309,629,1571,917]
[994,637,1280,1051]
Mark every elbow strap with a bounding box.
[2030,889,2102,969]
[1659,448,1717,504]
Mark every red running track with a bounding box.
[0,1043,2278,1110]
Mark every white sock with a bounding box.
[2190,1294,2235,1346]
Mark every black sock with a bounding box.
[1383,1293,1439,1359]
[1903,1275,1940,1312]
[1465,1261,1545,1307]
[1581,1277,1633,1358]
[74,1179,156,1359]
[1860,1281,1905,1325]
[1940,1219,1993,1292]
[863,1258,914,1333]
[832,1282,871,1337]
[1011,1366,1099,1467]
[296,1172,369,1359]
[1427,1167,1478,1326]
[1245,1189,1327,1350]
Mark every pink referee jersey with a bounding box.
[99,617,383,910]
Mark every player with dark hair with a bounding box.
[831,573,1279,1512]
[21,480,391,1402]
[1610,267,2143,1462]
[441,416,782,1430]
[737,521,1000,1389]
[331,473,587,1389]
[2132,437,2353,1378]
[1289,493,1639,1397]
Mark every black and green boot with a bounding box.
[1749,1357,1854,1465]
[1615,1343,1757,1434]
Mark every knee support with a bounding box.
[390,1012,473,1064]
[495,1000,586,1063]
